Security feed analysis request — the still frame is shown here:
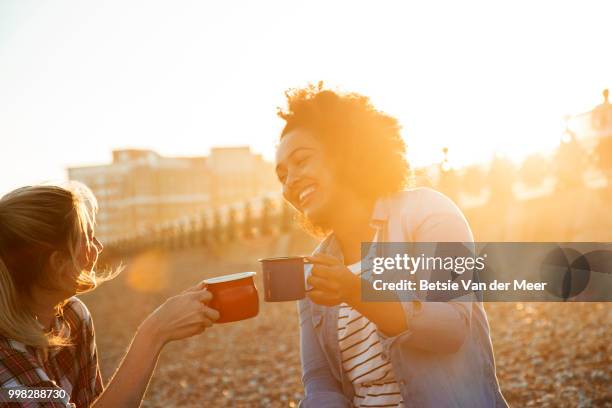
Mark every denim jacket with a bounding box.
[298,188,508,408]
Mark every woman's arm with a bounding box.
[307,206,474,353]
[91,320,163,408]
[92,285,218,408]
[308,251,468,354]
[360,212,475,352]
[349,288,468,353]
[297,299,352,408]
[307,190,477,353]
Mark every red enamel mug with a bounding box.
[202,271,258,323]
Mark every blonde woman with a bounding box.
[0,183,219,407]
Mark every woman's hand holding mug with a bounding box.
[141,282,220,349]
[306,254,360,307]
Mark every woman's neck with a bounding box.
[332,197,376,265]
[26,286,64,331]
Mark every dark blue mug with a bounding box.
[258,256,312,302]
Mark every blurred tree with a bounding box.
[438,168,459,201]
[199,215,209,245]
[591,89,611,133]
[281,201,293,233]
[176,220,187,249]
[260,197,273,235]
[412,167,434,188]
[593,90,612,184]
[461,165,486,196]
[153,226,163,249]
[487,155,516,203]
[596,136,612,184]
[190,217,200,246]
[437,147,460,201]
[554,130,587,191]
[243,202,254,238]
[173,221,183,249]
[162,226,171,249]
[519,153,549,188]
[227,208,237,241]
[212,210,223,243]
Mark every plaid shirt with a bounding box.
[0,297,103,407]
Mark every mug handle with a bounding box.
[303,259,314,293]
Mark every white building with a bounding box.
[68,147,278,242]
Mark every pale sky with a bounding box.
[1,0,610,195]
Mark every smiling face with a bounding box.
[275,128,346,229]
[275,87,410,232]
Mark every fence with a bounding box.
[101,196,297,262]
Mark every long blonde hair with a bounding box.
[0,182,117,349]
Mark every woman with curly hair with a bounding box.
[275,84,507,407]
[0,183,219,407]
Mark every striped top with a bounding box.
[338,262,405,408]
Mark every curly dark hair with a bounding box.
[278,83,410,204]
